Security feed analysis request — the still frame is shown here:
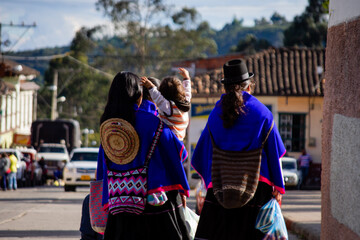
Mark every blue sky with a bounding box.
[0,0,308,52]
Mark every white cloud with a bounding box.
[1,0,308,51]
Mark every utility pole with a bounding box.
[0,22,36,57]
[50,70,58,120]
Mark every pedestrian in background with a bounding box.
[0,153,10,191]
[192,59,286,240]
[298,149,312,186]
[8,153,18,190]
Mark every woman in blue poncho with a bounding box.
[192,59,286,240]
[97,71,190,239]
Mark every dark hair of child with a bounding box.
[158,76,190,113]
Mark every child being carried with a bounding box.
[141,68,191,141]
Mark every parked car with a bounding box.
[0,149,27,187]
[20,148,43,186]
[281,157,302,189]
[37,143,69,178]
[63,147,99,192]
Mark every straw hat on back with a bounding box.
[100,118,139,165]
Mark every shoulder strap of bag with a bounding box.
[261,120,274,147]
[144,120,164,167]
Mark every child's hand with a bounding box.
[141,77,155,89]
[178,68,190,80]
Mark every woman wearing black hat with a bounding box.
[96,71,191,239]
[192,59,286,239]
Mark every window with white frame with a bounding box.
[279,113,306,152]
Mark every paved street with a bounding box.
[282,189,321,240]
[0,186,309,240]
[0,186,88,240]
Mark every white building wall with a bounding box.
[23,91,32,133]
[328,0,360,27]
[16,88,20,128]
[0,96,5,133]
[20,91,25,129]
[27,92,32,128]
[11,92,16,129]
[6,95,11,131]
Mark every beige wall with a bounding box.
[189,95,323,165]
[276,96,323,163]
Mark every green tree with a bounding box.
[95,1,217,76]
[172,7,198,30]
[283,0,328,47]
[38,27,111,134]
[214,16,287,54]
[231,34,272,55]
[270,12,288,25]
[254,17,271,26]
[95,0,170,74]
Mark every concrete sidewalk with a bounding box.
[281,190,321,240]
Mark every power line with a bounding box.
[6,27,31,53]
[0,22,36,54]
[2,53,114,79]
[2,53,67,61]
[66,55,114,79]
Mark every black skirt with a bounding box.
[195,182,273,240]
[104,190,190,240]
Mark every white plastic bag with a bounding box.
[181,206,199,240]
[255,198,288,240]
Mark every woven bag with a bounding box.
[209,121,274,209]
[107,120,163,215]
[89,179,108,233]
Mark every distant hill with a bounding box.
[7,46,70,85]
[8,23,289,78]
[214,20,289,55]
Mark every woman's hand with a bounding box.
[181,194,187,208]
[272,189,282,203]
[141,77,155,89]
[178,68,190,80]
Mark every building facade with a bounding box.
[0,59,40,148]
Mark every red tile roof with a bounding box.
[0,59,40,76]
[191,47,325,97]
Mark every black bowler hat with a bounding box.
[221,59,254,85]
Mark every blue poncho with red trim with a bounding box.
[191,92,286,194]
[97,100,190,208]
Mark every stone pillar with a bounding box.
[322,0,360,239]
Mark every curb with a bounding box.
[284,217,321,240]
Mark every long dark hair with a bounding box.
[221,80,255,128]
[100,71,142,126]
